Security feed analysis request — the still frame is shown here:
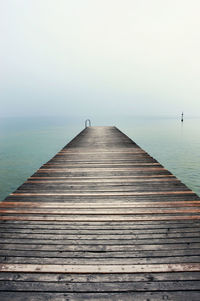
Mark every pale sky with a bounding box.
[1,0,200,117]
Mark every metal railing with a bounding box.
[85,119,91,128]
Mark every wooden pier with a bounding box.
[0,126,200,300]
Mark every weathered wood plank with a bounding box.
[1,243,199,251]
[28,174,176,178]
[1,215,200,222]
[0,291,199,301]
[1,263,200,273]
[0,225,198,232]
[1,256,200,265]
[0,271,200,282]
[11,191,194,196]
[1,221,199,228]
[0,249,200,258]
[1,280,200,292]
[2,201,200,208]
[1,237,200,245]
[2,208,200,215]
[0,231,199,239]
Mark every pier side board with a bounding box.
[0,126,200,300]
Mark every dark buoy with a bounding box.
[181,112,184,122]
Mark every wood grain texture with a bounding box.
[1,263,200,273]
[0,126,200,299]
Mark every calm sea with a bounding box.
[0,116,200,201]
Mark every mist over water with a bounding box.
[1,1,200,200]
[0,116,200,201]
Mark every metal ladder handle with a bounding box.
[85,119,91,128]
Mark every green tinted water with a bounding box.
[0,116,200,201]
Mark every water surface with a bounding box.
[0,116,200,201]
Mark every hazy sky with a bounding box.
[1,0,200,117]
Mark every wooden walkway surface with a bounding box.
[0,126,200,300]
